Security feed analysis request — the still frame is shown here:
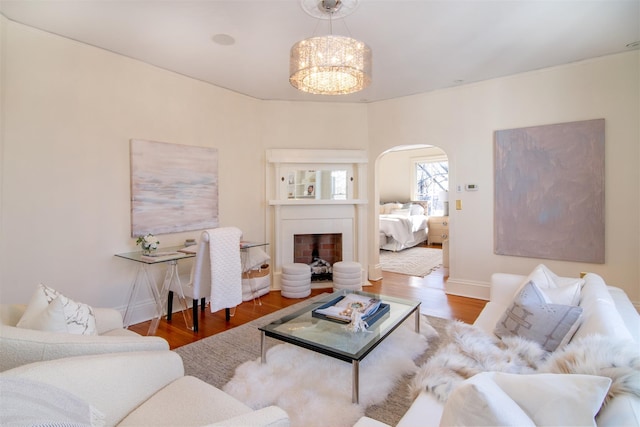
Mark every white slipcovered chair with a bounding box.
[0,351,290,426]
[0,303,169,372]
[168,227,243,332]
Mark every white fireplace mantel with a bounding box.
[266,149,368,290]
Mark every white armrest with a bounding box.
[471,273,526,334]
[489,273,525,305]
[1,351,184,426]
[0,324,169,371]
[207,406,290,427]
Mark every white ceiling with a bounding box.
[1,0,638,103]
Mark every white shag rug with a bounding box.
[379,247,442,277]
[223,316,438,427]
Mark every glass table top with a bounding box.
[114,245,196,264]
[259,290,421,362]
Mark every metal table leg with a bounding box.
[352,360,360,404]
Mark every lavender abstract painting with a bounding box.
[494,119,605,263]
[130,139,218,236]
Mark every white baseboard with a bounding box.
[115,298,158,327]
[368,263,383,281]
[445,278,490,300]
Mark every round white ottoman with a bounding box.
[281,263,311,298]
[332,261,362,291]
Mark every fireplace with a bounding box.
[294,233,342,281]
[267,148,369,290]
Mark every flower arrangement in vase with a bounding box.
[136,233,159,254]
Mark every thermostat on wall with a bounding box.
[465,184,479,191]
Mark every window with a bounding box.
[412,156,449,216]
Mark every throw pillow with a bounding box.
[440,372,611,427]
[17,284,97,335]
[0,377,105,427]
[16,297,68,333]
[439,372,535,426]
[522,264,583,305]
[494,281,583,352]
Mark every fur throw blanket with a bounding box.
[409,321,640,404]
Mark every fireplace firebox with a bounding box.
[294,233,342,281]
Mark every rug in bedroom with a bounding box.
[380,246,442,277]
[174,294,452,427]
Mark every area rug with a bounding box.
[175,294,452,427]
[380,246,442,277]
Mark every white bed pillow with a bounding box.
[381,203,403,214]
[440,372,611,427]
[409,204,424,216]
[17,284,97,335]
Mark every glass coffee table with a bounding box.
[259,290,421,404]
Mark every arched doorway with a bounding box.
[375,144,450,276]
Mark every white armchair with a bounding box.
[0,303,169,371]
[0,351,290,427]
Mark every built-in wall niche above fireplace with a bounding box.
[286,169,348,200]
[266,149,369,290]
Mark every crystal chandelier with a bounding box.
[289,0,372,95]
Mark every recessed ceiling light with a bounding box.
[212,34,235,46]
[626,41,640,49]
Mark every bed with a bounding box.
[379,202,429,252]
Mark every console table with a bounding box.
[115,246,195,335]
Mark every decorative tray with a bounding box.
[312,294,390,327]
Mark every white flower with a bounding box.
[137,233,159,251]
[144,235,157,244]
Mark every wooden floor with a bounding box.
[128,262,488,350]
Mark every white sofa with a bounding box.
[359,270,640,427]
[0,350,290,426]
[0,303,169,371]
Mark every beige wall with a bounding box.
[2,16,638,319]
[368,51,639,303]
[0,18,367,322]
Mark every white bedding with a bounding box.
[379,214,429,251]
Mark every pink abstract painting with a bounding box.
[494,119,605,263]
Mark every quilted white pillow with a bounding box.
[0,377,105,426]
[440,372,611,427]
[16,284,97,335]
